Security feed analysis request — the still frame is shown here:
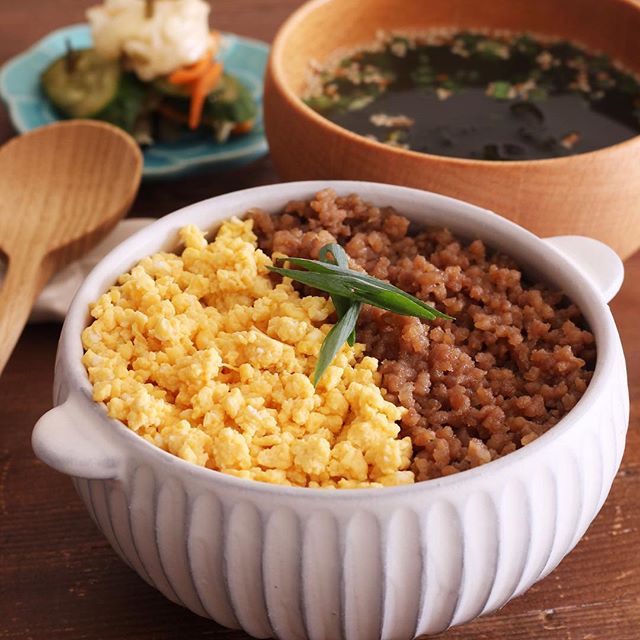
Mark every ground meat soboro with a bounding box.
[248,189,596,482]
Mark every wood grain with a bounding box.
[0,2,638,639]
[0,121,142,372]
[265,0,640,259]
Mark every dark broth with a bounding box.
[304,32,640,160]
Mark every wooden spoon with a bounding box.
[0,120,142,374]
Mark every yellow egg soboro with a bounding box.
[81,218,415,488]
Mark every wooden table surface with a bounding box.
[1,2,638,639]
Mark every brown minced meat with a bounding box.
[248,189,595,481]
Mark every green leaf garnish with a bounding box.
[269,263,451,320]
[312,302,362,386]
[318,242,349,268]
[491,81,512,100]
[318,244,356,345]
[269,245,453,385]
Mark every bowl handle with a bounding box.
[32,392,121,480]
[543,236,624,303]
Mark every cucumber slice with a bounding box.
[204,74,257,124]
[151,76,191,100]
[41,49,121,118]
[95,73,147,134]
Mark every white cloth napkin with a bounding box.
[0,218,155,323]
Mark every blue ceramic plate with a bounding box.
[0,24,269,179]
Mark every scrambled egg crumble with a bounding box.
[82,218,414,488]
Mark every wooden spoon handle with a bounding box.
[0,253,54,375]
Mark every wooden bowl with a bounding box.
[264,0,640,259]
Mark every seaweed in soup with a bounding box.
[304,31,640,160]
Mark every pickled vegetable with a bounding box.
[159,74,256,128]
[204,74,256,125]
[95,73,147,134]
[40,48,256,145]
[41,49,121,118]
[152,76,192,100]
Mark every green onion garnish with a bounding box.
[268,244,453,385]
[312,301,362,386]
[317,243,356,346]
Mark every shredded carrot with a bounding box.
[168,51,213,85]
[164,35,225,130]
[189,61,224,130]
[232,120,254,134]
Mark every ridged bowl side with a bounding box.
[70,339,628,640]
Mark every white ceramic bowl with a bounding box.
[33,182,629,639]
